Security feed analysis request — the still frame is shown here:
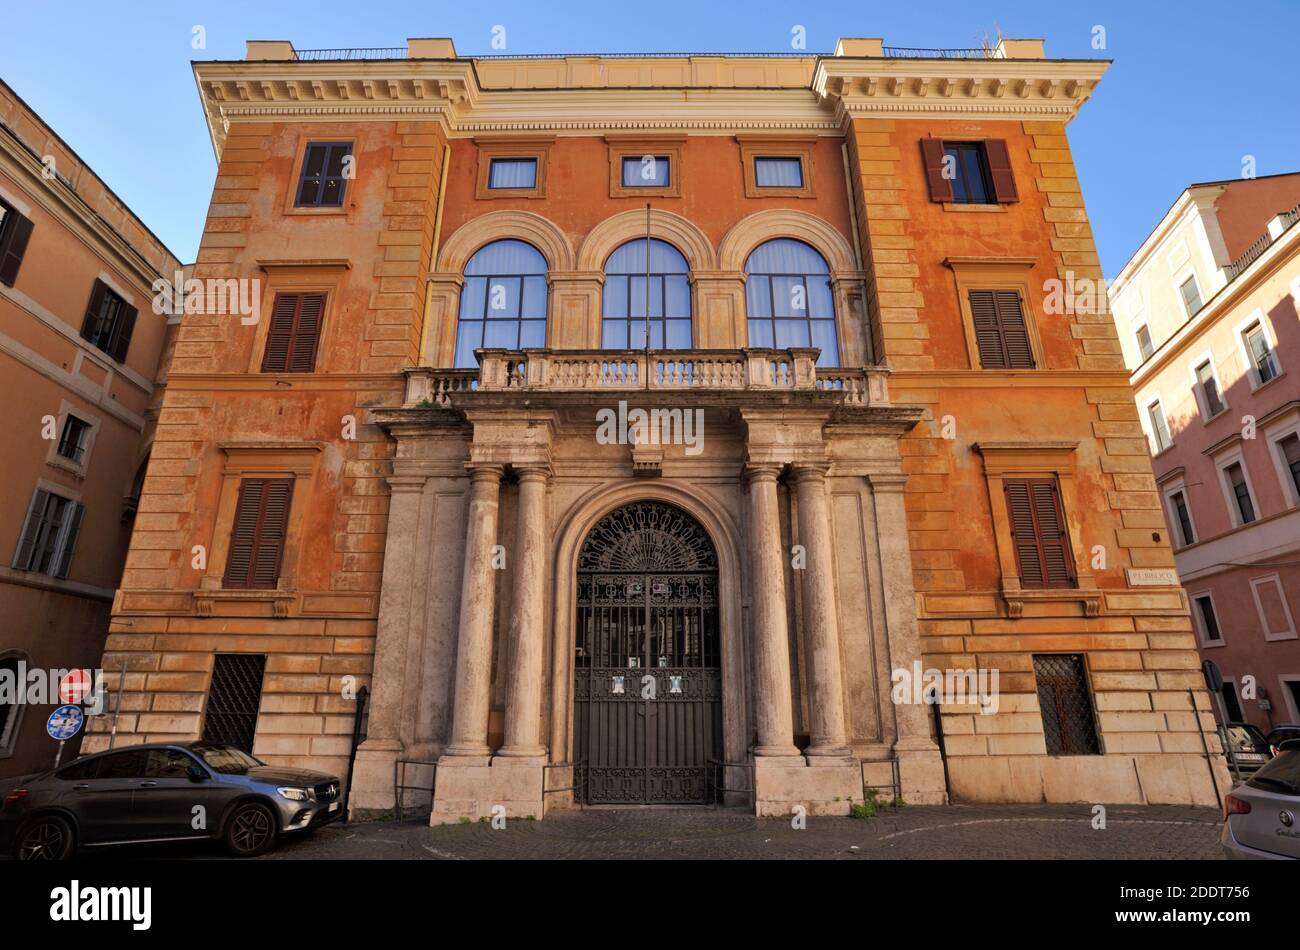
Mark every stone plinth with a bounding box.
[430,758,545,825]
[753,758,862,817]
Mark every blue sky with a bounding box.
[3,1,1297,275]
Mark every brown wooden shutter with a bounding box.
[1005,478,1075,589]
[223,478,293,589]
[261,293,325,373]
[81,279,108,341]
[287,293,325,372]
[969,289,1035,369]
[984,139,1019,203]
[994,290,1035,368]
[0,210,34,286]
[920,139,953,203]
[109,300,138,363]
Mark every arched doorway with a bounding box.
[574,501,722,804]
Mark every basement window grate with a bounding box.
[1033,653,1101,756]
[201,654,267,753]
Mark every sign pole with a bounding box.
[54,739,66,769]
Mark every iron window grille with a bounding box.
[202,654,268,753]
[1033,654,1101,755]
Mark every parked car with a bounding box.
[1221,739,1300,859]
[1265,724,1300,758]
[1221,722,1273,777]
[0,741,343,859]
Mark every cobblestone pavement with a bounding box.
[287,804,1224,860]
[72,802,1221,860]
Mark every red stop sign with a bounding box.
[59,669,93,704]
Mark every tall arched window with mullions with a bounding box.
[744,238,839,366]
[602,238,692,349]
[454,239,548,368]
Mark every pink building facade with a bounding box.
[1110,173,1300,733]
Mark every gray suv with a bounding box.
[0,741,343,859]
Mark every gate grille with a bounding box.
[575,503,722,804]
[202,653,267,752]
[1033,653,1100,755]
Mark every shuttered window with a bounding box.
[260,293,325,373]
[921,139,1018,204]
[0,200,34,287]
[79,279,138,363]
[1004,478,1075,589]
[1033,654,1101,755]
[968,289,1035,368]
[222,478,293,589]
[12,488,84,578]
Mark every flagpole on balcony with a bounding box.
[644,201,651,390]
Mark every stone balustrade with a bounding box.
[404,347,890,408]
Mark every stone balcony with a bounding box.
[401,348,893,409]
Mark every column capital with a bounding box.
[513,462,553,483]
[743,462,784,484]
[465,462,505,484]
[386,474,429,494]
[791,462,831,484]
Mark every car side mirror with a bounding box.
[187,765,208,782]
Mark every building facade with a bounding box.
[0,79,181,776]
[1109,173,1300,734]
[83,35,1227,820]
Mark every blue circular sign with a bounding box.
[46,705,84,741]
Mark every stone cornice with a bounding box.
[193,49,1109,157]
[813,57,1109,125]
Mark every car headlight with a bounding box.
[277,787,313,802]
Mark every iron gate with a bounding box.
[574,502,722,804]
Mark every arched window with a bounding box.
[744,238,839,366]
[455,239,548,368]
[602,238,692,349]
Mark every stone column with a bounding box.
[348,474,427,812]
[792,465,852,759]
[498,464,550,760]
[745,464,801,759]
[869,472,948,804]
[440,463,504,762]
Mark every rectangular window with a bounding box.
[79,280,138,363]
[1279,433,1300,500]
[295,142,351,208]
[1136,324,1153,361]
[1004,478,1076,589]
[12,488,84,578]
[943,142,993,204]
[1244,323,1280,384]
[201,654,267,753]
[968,289,1035,369]
[56,415,90,464]
[488,157,538,190]
[1148,401,1171,452]
[1195,360,1224,417]
[0,198,34,287]
[1170,490,1195,546]
[1033,654,1101,755]
[1179,276,1203,316]
[621,155,670,188]
[222,478,293,589]
[753,156,804,188]
[1225,462,1256,524]
[922,139,1018,205]
[1194,595,1221,642]
[1221,681,1244,722]
[261,293,325,373]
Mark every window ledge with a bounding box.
[1001,586,1102,619]
[1248,370,1286,395]
[195,588,295,618]
[942,202,1007,213]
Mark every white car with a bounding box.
[1221,740,1300,860]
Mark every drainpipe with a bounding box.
[927,687,953,803]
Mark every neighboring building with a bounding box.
[1110,172,1300,734]
[0,79,182,775]
[83,35,1227,820]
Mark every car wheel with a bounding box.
[223,802,278,858]
[16,815,76,860]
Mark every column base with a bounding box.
[430,757,546,825]
[348,739,403,817]
[753,758,861,817]
[895,736,948,805]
